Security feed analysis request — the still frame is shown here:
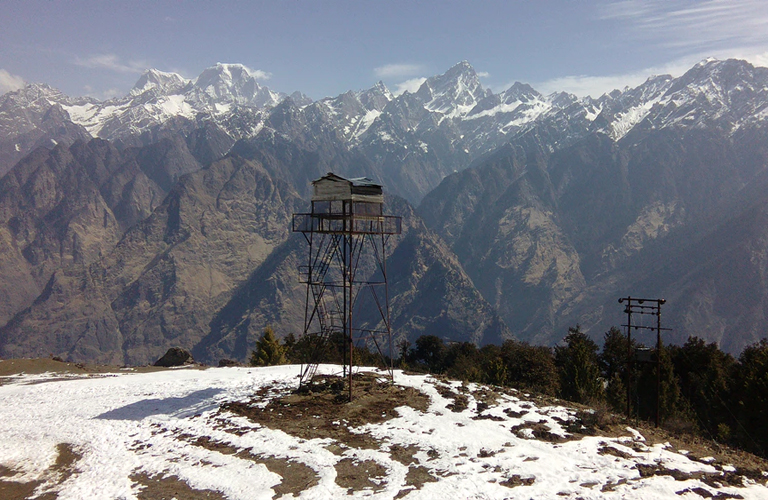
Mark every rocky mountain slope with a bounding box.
[0,136,507,364]
[2,58,768,361]
[419,59,768,353]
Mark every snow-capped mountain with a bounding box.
[4,58,768,361]
[5,58,768,196]
[60,63,287,143]
[130,68,190,96]
[187,63,285,110]
[418,60,491,118]
[0,83,92,172]
[418,58,768,354]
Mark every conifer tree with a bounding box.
[555,325,604,404]
[250,326,287,366]
[735,339,768,455]
[669,337,736,439]
[600,327,635,413]
[499,340,559,396]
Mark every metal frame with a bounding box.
[618,296,671,427]
[293,197,401,400]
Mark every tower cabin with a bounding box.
[293,173,400,234]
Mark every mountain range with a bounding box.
[1,57,768,364]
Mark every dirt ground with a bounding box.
[0,358,206,387]
[221,372,437,496]
[224,373,429,447]
[0,443,81,500]
[0,357,199,377]
[131,472,227,500]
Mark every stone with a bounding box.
[154,347,194,367]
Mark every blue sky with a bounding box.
[2,0,768,100]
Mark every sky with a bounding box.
[2,0,768,101]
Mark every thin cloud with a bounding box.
[0,69,25,94]
[242,65,272,81]
[374,63,425,79]
[745,51,768,67]
[75,54,148,74]
[394,77,427,96]
[216,62,272,81]
[537,72,650,98]
[533,49,768,98]
[477,71,490,78]
[535,58,696,97]
[600,0,768,52]
[83,85,123,100]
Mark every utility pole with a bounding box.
[618,297,670,427]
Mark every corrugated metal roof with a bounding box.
[312,172,381,188]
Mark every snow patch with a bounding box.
[464,100,524,120]
[0,366,760,499]
[608,95,664,140]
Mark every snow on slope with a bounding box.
[57,64,285,140]
[0,365,766,499]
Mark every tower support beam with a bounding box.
[293,173,401,399]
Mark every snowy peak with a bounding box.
[1,83,69,108]
[667,58,764,100]
[465,81,549,122]
[591,58,768,141]
[500,82,542,103]
[357,81,393,112]
[130,69,189,96]
[191,63,284,108]
[194,63,255,91]
[288,91,313,107]
[633,58,768,134]
[590,74,674,140]
[419,61,490,117]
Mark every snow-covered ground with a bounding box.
[0,364,766,499]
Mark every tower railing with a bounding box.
[292,213,401,234]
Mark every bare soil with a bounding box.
[181,434,320,498]
[0,358,203,386]
[0,443,81,500]
[220,372,437,495]
[222,372,429,449]
[130,472,226,500]
[432,382,469,412]
[334,458,388,493]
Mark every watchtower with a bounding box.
[292,173,401,399]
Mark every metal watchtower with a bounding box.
[292,173,401,399]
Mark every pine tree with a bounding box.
[600,327,635,413]
[670,337,736,439]
[555,325,604,404]
[250,326,287,366]
[500,340,559,396]
[735,339,768,455]
[635,344,685,424]
[411,335,446,373]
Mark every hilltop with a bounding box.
[1,360,767,499]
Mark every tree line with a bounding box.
[250,325,768,459]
